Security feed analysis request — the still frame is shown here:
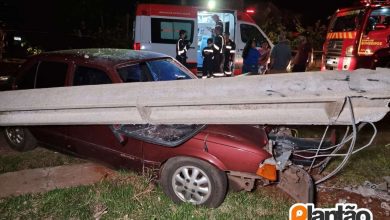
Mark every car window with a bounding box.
[35,61,68,88]
[111,124,205,147]
[73,66,112,86]
[151,18,194,44]
[240,24,266,46]
[146,59,192,81]
[367,7,390,32]
[17,63,38,90]
[117,63,151,83]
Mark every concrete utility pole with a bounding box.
[0,69,389,126]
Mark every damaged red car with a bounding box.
[4,49,322,207]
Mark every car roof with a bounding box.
[36,48,171,67]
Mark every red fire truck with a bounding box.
[322,0,390,70]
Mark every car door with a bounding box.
[17,59,71,149]
[358,7,390,59]
[66,64,145,170]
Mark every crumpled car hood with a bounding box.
[194,125,269,154]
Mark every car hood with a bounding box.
[194,125,269,154]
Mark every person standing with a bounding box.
[202,38,214,78]
[212,26,225,75]
[291,34,313,72]
[176,30,191,67]
[258,41,271,74]
[269,33,292,74]
[223,32,236,76]
[242,39,260,74]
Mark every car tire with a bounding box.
[3,127,37,152]
[160,157,227,208]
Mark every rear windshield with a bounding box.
[329,9,364,32]
[111,124,205,147]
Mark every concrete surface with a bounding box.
[0,163,115,198]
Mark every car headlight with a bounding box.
[0,75,10,82]
[345,46,354,56]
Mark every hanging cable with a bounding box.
[315,96,357,185]
[308,125,329,172]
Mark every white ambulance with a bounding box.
[133,4,273,75]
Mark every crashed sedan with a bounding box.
[4,49,323,207]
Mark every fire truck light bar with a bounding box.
[360,0,390,5]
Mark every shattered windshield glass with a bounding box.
[111,124,205,147]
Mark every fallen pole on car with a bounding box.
[0,68,389,126]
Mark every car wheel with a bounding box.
[375,56,390,68]
[4,127,37,152]
[160,157,227,208]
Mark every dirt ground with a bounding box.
[317,187,389,219]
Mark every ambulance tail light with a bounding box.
[133,42,141,50]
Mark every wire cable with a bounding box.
[315,96,357,185]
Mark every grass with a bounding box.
[322,126,390,186]
[0,147,85,174]
[0,172,293,219]
[290,116,390,187]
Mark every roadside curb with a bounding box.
[0,162,115,198]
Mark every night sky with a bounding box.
[0,0,366,32]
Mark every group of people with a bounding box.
[176,14,313,77]
[270,32,312,74]
[242,32,313,75]
[202,29,236,78]
[176,14,236,78]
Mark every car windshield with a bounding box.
[329,9,364,32]
[111,124,205,147]
[146,59,193,81]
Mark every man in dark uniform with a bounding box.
[176,29,191,67]
[202,38,214,78]
[212,26,224,75]
[223,32,236,76]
